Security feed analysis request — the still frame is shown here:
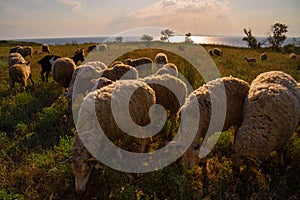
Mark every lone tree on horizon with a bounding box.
[242,28,259,48]
[141,34,153,47]
[267,22,288,50]
[160,29,174,42]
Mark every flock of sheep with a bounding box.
[208,47,297,66]
[6,43,300,193]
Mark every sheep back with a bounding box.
[180,76,250,169]
[9,63,31,89]
[52,57,76,88]
[78,79,156,152]
[143,74,187,120]
[155,63,178,77]
[8,53,26,68]
[232,71,300,167]
[102,64,138,81]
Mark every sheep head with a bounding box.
[61,134,99,193]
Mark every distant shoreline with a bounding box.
[1,35,300,48]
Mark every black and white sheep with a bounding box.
[38,48,85,82]
[232,71,300,169]
[179,76,250,169]
[9,62,34,91]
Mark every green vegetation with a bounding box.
[0,40,300,199]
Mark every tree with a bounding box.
[141,34,153,47]
[185,32,193,43]
[141,34,153,42]
[267,22,288,50]
[115,36,123,43]
[242,28,258,48]
[160,29,174,42]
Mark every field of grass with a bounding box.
[0,40,300,199]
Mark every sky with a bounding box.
[0,0,299,39]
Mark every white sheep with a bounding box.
[260,52,268,61]
[68,79,156,193]
[9,62,34,91]
[244,56,256,66]
[232,71,300,169]
[179,76,250,169]
[289,53,296,60]
[52,57,76,88]
[155,63,178,77]
[142,73,187,121]
[154,52,168,71]
[41,44,51,53]
[8,53,26,68]
[23,46,33,57]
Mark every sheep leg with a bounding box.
[40,71,45,82]
[45,71,50,82]
[29,74,34,86]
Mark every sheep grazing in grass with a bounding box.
[9,62,34,91]
[154,52,168,71]
[52,57,76,88]
[155,63,178,77]
[9,46,23,55]
[143,74,188,121]
[232,71,300,170]
[61,132,101,194]
[213,48,223,57]
[8,53,26,68]
[65,62,107,108]
[179,76,250,169]
[23,46,33,57]
[260,52,268,61]
[208,49,214,56]
[244,56,256,66]
[125,57,153,77]
[38,55,61,82]
[86,44,98,53]
[41,44,51,53]
[38,49,85,82]
[72,48,85,64]
[67,79,156,193]
[101,63,138,81]
[289,53,297,60]
[98,44,108,51]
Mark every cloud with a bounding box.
[105,0,234,35]
[56,0,82,12]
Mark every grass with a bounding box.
[0,40,300,199]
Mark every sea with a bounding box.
[11,35,300,48]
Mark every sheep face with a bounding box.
[65,134,98,194]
